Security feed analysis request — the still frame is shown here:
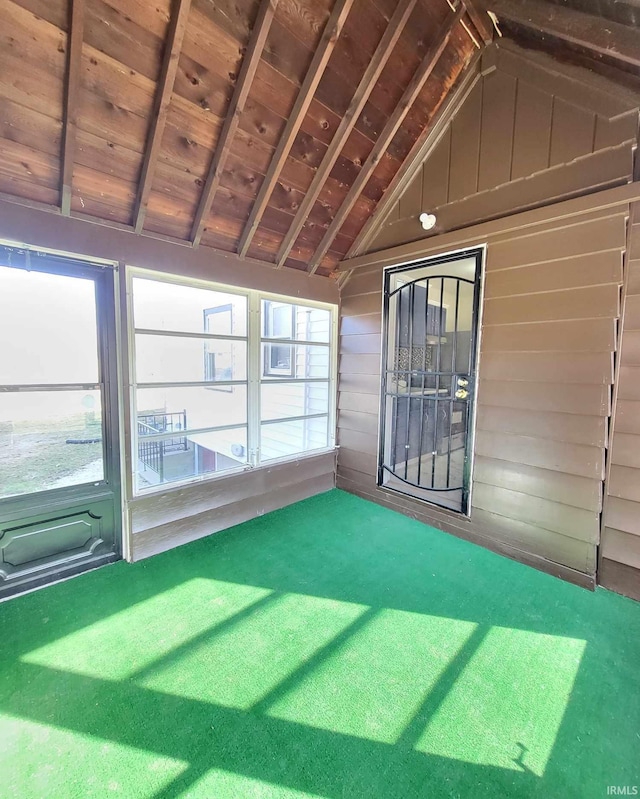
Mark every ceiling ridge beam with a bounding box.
[489,0,640,70]
[190,0,279,247]
[274,0,419,269]
[347,48,484,259]
[307,2,466,274]
[60,0,85,216]
[134,0,193,234]
[236,0,356,258]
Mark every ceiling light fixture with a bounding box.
[419,212,437,231]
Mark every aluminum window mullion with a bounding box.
[261,412,329,426]
[139,422,248,443]
[137,380,248,389]
[247,291,261,466]
[135,328,248,342]
[0,383,102,392]
[260,337,330,347]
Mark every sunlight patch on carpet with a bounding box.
[415,627,586,775]
[1,715,187,798]
[266,608,477,744]
[21,578,272,680]
[138,593,367,710]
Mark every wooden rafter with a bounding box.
[464,0,493,45]
[134,0,192,234]
[275,0,418,269]
[489,0,640,70]
[237,0,356,258]
[60,0,85,216]
[307,2,466,274]
[346,49,484,259]
[190,0,279,247]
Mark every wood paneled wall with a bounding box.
[601,204,640,600]
[365,41,639,255]
[130,451,336,560]
[338,200,630,587]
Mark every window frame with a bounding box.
[127,267,338,496]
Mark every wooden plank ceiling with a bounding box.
[0,0,638,278]
[0,0,485,277]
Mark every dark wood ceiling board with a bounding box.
[190,0,278,246]
[0,98,63,160]
[61,0,85,215]
[262,17,317,87]
[490,0,640,72]
[3,2,68,88]
[71,162,136,220]
[307,3,466,272]
[0,174,60,206]
[134,0,193,233]
[84,0,168,83]
[0,48,65,129]
[0,136,60,194]
[142,214,193,242]
[70,194,132,225]
[182,5,248,85]
[237,0,357,257]
[75,90,149,159]
[275,0,418,267]
[209,188,253,224]
[9,0,68,30]
[193,0,258,43]
[218,152,267,204]
[274,0,333,50]
[79,44,156,126]
[173,51,235,117]
[99,0,171,38]
[160,102,224,178]
[74,129,144,185]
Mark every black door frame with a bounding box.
[378,246,484,515]
[0,246,122,598]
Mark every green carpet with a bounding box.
[1,489,639,799]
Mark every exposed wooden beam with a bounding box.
[307,2,466,274]
[489,0,640,70]
[237,0,356,258]
[346,49,484,259]
[275,0,418,269]
[134,0,192,234]
[190,0,278,247]
[60,0,85,216]
[464,0,494,45]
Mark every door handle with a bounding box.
[455,389,469,399]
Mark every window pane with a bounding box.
[133,278,247,336]
[137,426,247,490]
[261,300,330,342]
[136,386,247,432]
[261,344,330,379]
[135,335,247,383]
[261,382,329,422]
[260,417,329,461]
[0,390,104,499]
[0,266,99,385]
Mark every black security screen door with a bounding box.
[378,248,483,514]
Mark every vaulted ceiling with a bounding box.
[0,0,638,279]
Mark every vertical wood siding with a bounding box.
[337,205,628,585]
[368,42,638,254]
[601,205,640,599]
